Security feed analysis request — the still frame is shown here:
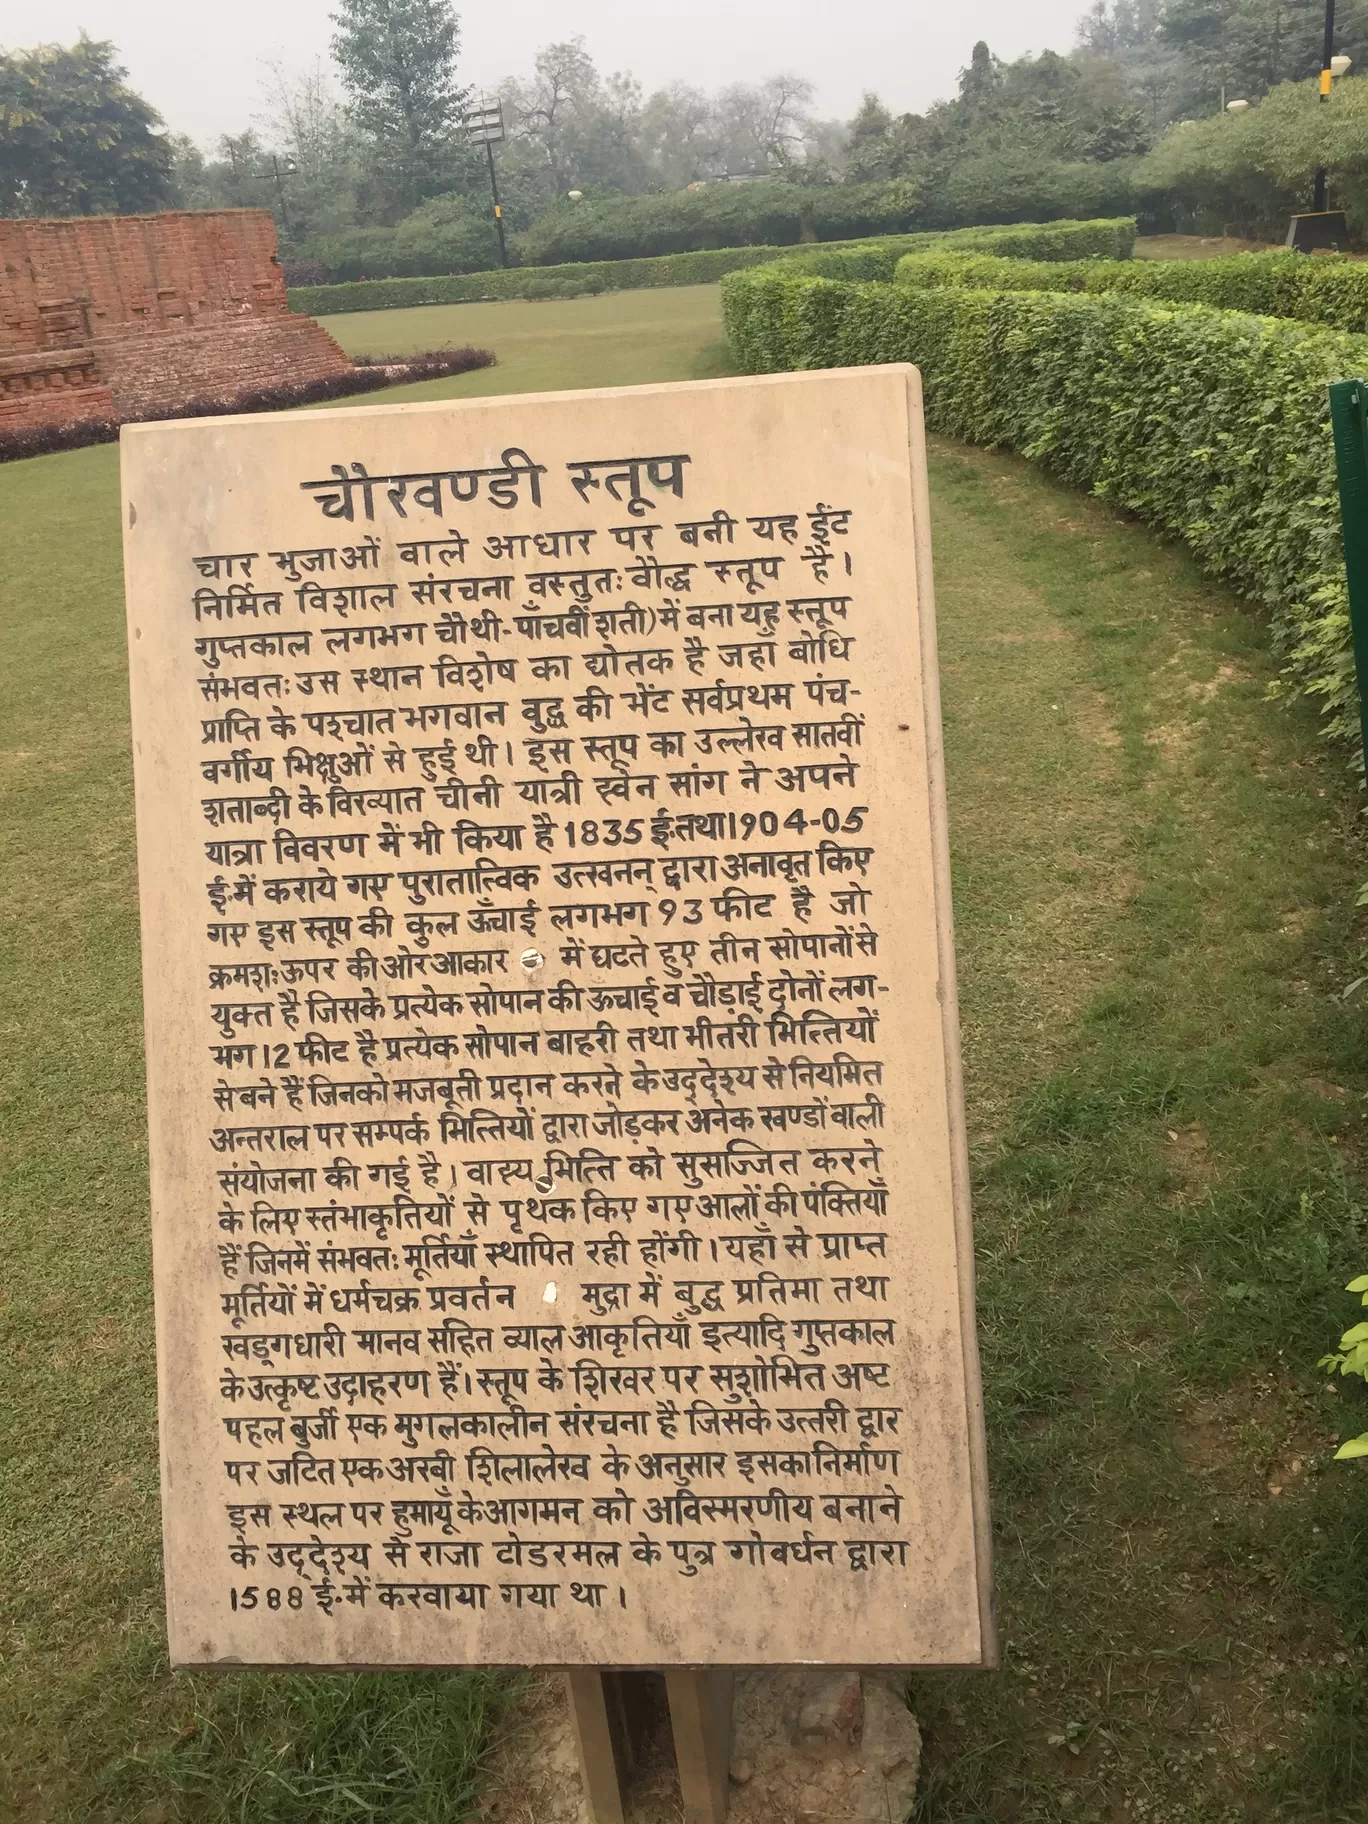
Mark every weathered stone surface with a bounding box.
[0,209,349,432]
[481,1669,922,1824]
[123,371,994,1672]
[730,1668,921,1823]
[793,1670,864,1753]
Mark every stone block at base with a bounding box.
[728,1669,922,1824]
[480,1669,921,1824]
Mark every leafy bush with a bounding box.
[289,246,804,313]
[1321,1272,1368,1458]
[1134,73,1368,239]
[349,346,496,380]
[954,217,1136,260]
[288,218,1136,316]
[895,247,1368,333]
[936,151,1139,233]
[517,179,923,266]
[281,258,328,288]
[720,262,1365,766]
[300,194,501,283]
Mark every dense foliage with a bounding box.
[13,3,1368,268]
[895,245,1368,332]
[1082,0,1368,131]
[0,36,174,216]
[515,180,920,264]
[721,253,1366,768]
[1134,72,1368,236]
[299,191,501,281]
[288,218,1136,312]
[329,0,479,215]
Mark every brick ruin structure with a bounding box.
[0,208,351,434]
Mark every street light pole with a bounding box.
[463,99,510,270]
[1287,0,1349,248]
[485,138,509,271]
[1315,0,1336,213]
[270,155,293,235]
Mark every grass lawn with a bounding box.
[319,281,733,395]
[1134,234,1282,258]
[5,283,1368,1821]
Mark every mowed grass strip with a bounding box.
[319,282,735,398]
[917,442,1368,1822]
[3,286,1368,1820]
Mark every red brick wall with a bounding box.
[0,348,115,433]
[0,209,351,431]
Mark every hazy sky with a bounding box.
[10,0,1089,146]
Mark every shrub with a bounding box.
[288,219,1136,316]
[720,262,1365,767]
[300,195,501,284]
[350,346,495,380]
[1321,1271,1368,1458]
[895,247,1368,333]
[517,180,923,266]
[1133,73,1368,240]
[961,218,1136,260]
[280,258,328,288]
[936,152,1138,233]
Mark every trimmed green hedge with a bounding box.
[720,263,1363,762]
[289,246,793,314]
[518,180,923,265]
[289,217,1136,317]
[895,247,1368,333]
[954,217,1136,261]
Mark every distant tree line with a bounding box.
[6,0,1368,262]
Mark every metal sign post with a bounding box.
[464,99,510,269]
[1328,378,1368,771]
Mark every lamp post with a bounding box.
[1287,0,1351,249]
[1313,0,1337,211]
[269,156,297,234]
[463,98,510,270]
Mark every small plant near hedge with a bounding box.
[1321,1272,1368,1458]
[287,217,1136,317]
[720,260,1366,771]
[895,246,1368,334]
[0,346,495,465]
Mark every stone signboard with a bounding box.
[121,367,994,1670]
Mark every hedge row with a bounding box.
[720,263,1363,763]
[518,179,922,266]
[289,246,811,315]
[895,247,1368,333]
[518,182,1137,267]
[288,218,1137,317]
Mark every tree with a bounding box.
[713,74,817,174]
[846,93,896,181]
[329,0,470,213]
[1077,0,1162,52]
[639,82,721,187]
[958,41,1002,116]
[0,36,174,216]
[500,38,650,198]
[255,60,361,242]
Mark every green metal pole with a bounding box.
[1328,378,1368,774]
